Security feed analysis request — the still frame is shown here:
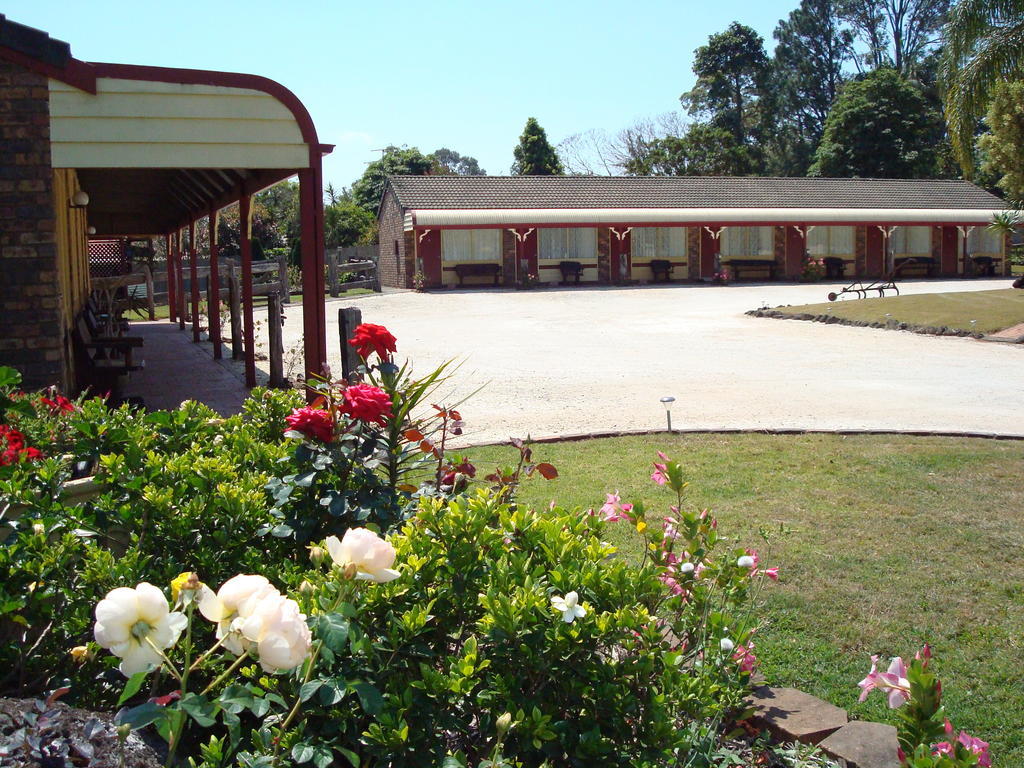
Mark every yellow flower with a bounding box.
[70,645,93,663]
[636,520,647,534]
[170,572,201,603]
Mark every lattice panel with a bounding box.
[88,238,130,278]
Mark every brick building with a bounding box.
[0,14,330,392]
[378,176,1008,289]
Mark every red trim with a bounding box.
[208,206,222,360]
[299,149,327,396]
[175,230,186,331]
[189,219,200,343]
[239,195,257,388]
[90,62,323,149]
[165,233,177,324]
[0,45,96,92]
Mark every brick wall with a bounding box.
[855,226,867,276]
[773,226,786,277]
[0,59,66,390]
[687,227,699,280]
[597,228,610,282]
[377,187,410,288]
[501,229,516,286]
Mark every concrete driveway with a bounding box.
[278,278,1024,445]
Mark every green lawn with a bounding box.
[773,288,1024,333]
[470,433,1024,766]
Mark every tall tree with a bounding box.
[978,80,1024,203]
[351,146,436,212]
[682,22,770,149]
[770,0,855,173]
[624,124,761,176]
[809,67,943,176]
[940,0,1024,177]
[838,0,949,76]
[430,148,486,175]
[511,118,564,175]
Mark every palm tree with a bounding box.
[940,0,1024,176]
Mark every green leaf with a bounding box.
[117,671,149,706]
[317,613,350,652]
[292,742,315,764]
[339,747,361,767]
[352,681,384,715]
[115,702,167,731]
[218,684,254,714]
[311,745,334,768]
[299,680,322,702]
[180,692,218,727]
[295,470,318,488]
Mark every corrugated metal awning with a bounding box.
[407,207,1005,229]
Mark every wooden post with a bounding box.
[299,158,328,399]
[338,306,362,381]
[277,251,291,304]
[328,248,339,297]
[240,195,257,388]
[144,265,155,320]
[227,260,243,360]
[208,207,222,359]
[166,233,176,323]
[176,230,187,329]
[189,219,200,342]
[268,291,285,388]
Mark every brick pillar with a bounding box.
[0,60,66,390]
[687,227,699,280]
[597,228,611,283]
[774,226,786,279]
[501,229,516,286]
[855,226,867,277]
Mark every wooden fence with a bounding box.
[327,246,381,297]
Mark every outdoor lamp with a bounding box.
[660,396,676,433]
[70,190,89,208]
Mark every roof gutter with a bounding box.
[407,207,1006,229]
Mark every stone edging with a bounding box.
[460,427,1024,449]
[746,307,992,340]
[749,685,899,768]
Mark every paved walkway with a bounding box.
[283,279,1024,445]
[120,322,250,414]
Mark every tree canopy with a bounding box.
[978,80,1024,203]
[351,146,436,212]
[430,148,486,175]
[511,118,565,175]
[809,67,943,177]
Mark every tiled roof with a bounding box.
[0,14,71,68]
[386,175,1003,211]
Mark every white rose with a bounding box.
[737,556,755,568]
[239,593,312,673]
[199,574,281,654]
[679,562,695,574]
[94,583,187,677]
[720,638,735,652]
[325,528,400,583]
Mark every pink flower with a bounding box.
[763,567,779,582]
[858,655,911,708]
[957,732,992,767]
[733,643,757,674]
[651,464,668,485]
[284,407,334,443]
[659,573,685,596]
[745,548,779,581]
[599,492,632,522]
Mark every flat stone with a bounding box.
[748,686,847,745]
[819,721,901,768]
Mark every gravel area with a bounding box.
[276,278,1024,445]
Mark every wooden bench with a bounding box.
[894,256,937,277]
[650,259,673,282]
[454,263,501,287]
[723,259,777,281]
[74,315,144,390]
[969,255,1002,277]
[558,261,583,284]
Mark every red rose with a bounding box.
[339,384,392,426]
[348,323,397,362]
[0,424,43,466]
[40,395,75,415]
[284,406,335,442]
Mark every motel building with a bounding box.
[377,176,1009,290]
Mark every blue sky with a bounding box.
[13,0,799,189]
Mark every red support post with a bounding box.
[239,195,257,388]
[189,219,200,343]
[208,206,222,359]
[166,233,176,323]
[299,152,327,398]
[176,230,186,330]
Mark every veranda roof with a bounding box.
[387,176,1006,229]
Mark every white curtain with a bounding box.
[807,226,854,256]
[442,229,501,262]
[890,227,931,255]
[632,227,687,259]
[539,228,597,260]
[721,227,772,257]
[967,228,1004,254]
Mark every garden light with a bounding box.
[660,396,676,433]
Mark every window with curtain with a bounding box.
[967,228,1004,254]
[890,227,932,255]
[806,226,855,257]
[720,227,773,258]
[538,228,597,260]
[441,229,501,262]
[631,227,688,260]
